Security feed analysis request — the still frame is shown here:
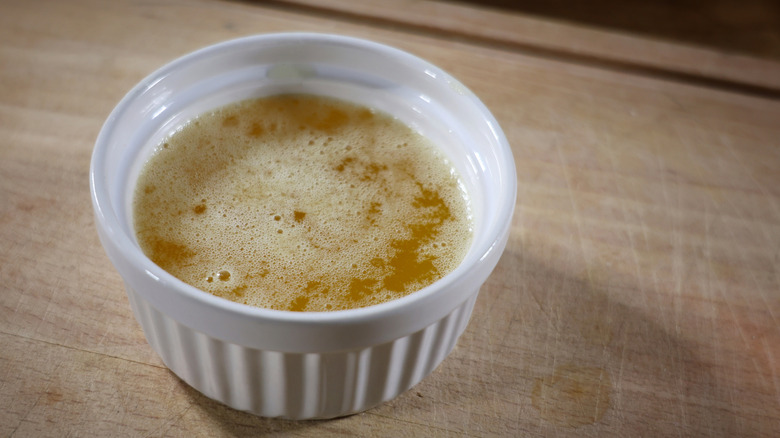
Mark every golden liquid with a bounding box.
[133,94,472,311]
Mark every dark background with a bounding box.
[458,0,780,60]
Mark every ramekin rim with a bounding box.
[90,32,517,326]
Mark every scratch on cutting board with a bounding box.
[144,403,194,437]
[716,130,780,329]
[684,121,779,392]
[551,131,590,281]
[604,129,670,333]
[531,364,611,427]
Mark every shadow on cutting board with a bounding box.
[444,245,741,434]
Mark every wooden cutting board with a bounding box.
[1,0,779,436]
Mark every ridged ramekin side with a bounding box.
[125,284,478,419]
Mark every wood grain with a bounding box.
[1,0,779,436]
[272,0,780,95]
[462,0,780,62]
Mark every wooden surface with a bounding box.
[1,0,779,436]
[460,0,780,62]
[278,0,780,94]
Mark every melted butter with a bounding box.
[133,94,472,311]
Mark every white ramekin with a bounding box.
[90,33,516,420]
